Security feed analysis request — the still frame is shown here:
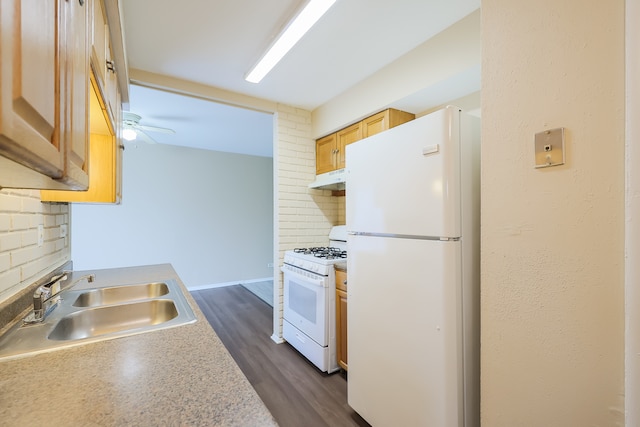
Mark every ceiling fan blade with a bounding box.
[123,112,141,124]
[135,129,158,144]
[136,124,175,134]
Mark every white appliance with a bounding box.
[281,226,347,373]
[345,106,480,427]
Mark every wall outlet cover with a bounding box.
[534,127,565,168]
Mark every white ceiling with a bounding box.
[120,0,480,156]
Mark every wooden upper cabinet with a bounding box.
[0,0,64,178]
[315,122,362,175]
[0,0,90,190]
[316,133,338,175]
[91,0,124,127]
[43,0,125,202]
[91,0,107,89]
[42,73,122,204]
[314,109,414,177]
[361,108,415,138]
[336,122,362,170]
[62,0,90,188]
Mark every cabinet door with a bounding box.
[0,0,64,177]
[336,288,348,371]
[335,269,347,292]
[91,0,107,89]
[361,110,388,139]
[362,108,415,138]
[315,133,337,175]
[336,122,361,170]
[61,0,90,188]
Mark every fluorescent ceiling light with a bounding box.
[245,0,337,83]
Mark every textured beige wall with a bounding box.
[481,1,625,425]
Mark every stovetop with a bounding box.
[293,247,347,260]
[282,226,348,275]
[284,245,347,276]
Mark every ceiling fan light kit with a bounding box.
[245,0,337,83]
[123,128,137,141]
[122,111,175,144]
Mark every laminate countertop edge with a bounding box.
[0,263,278,427]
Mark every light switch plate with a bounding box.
[534,127,565,168]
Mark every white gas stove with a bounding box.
[281,225,346,373]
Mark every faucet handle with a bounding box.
[48,273,69,296]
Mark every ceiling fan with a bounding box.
[122,112,175,144]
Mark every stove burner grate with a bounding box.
[293,246,347,259]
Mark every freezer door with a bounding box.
[347,234,466,427]
[346,106,461,238]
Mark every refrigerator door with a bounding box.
[347,234,464,427]
[346,106,461,238]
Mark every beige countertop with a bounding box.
[0,264,277,427]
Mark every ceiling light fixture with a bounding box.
[245,0,337,84]
[123,128,137,141]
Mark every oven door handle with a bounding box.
[281,266,327,287]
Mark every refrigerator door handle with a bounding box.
[422,144,439,155]
[348,231,459,241]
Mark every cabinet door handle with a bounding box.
[79,0,85,6]
[106,60,115,73]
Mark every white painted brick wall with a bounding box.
[0,189,70,303]
[273,104,342,339]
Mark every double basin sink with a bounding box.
[0,278,197,361]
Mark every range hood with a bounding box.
[308,169,346,190]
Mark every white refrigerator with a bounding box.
[345,106,480,427]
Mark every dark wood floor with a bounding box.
[191,285,371,427]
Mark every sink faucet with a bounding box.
[24,272,95,324]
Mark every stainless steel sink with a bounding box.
[49,299,178,341]
[0,278,196,361]
[72,282,169,307]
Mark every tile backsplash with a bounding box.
[0,189,70,303]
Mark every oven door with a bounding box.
[282,265,329,346]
